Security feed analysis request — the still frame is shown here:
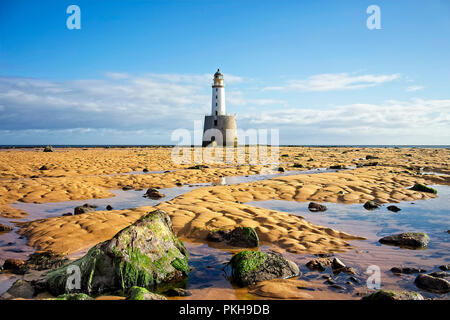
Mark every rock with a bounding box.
[277,167,285,172]
[39,165,49,170]
[331,257,346,270]
[229,251,299,287]
[164,288,192,297]
[143,168,149,173]
[414,274,450,293]
[25,251,69,271]
[188,165,209,169]
[0,223,13,232]
[363,200,380,210]
[126,286,167,300]
[365,155,379,160]
[144,188,165,199]
[379,232,430,248]
[390,267,426,274]
[292,163,303,168]
[54,293,93,300]
[175,182,183,187]
[429,271,449,278]
[306,258,333,272]
[74,204,96,215]
[5,280,35,299]
[2,259,26,274]
[207,227,259,248]
[43,145,53,152]
[329,165,344,169]
[409,183,437,194]
[362,290,424,300]
[122,185,134,191]
[44,210,189,296]
[62,212,72,216]
[106,205,113,211]
[439,264,450,271]
[387,205,401,212]
[308,202,327,212]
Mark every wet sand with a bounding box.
[0,146,449,299]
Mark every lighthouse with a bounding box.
[202,69,237,147]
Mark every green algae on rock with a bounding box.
[126,286,167,300]
[45,209,189,296]
[229,250,299,287]
[409,183,437,194]
[54,293,93,300]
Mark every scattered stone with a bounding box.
[362,290,424,300]
[62,212,72,216]
[44,210,189,296]
[175,182,183,187]
[126,286,167,300]
[331,258,346,270]
[365,155,379,160]
[363,200,380,210]
[164,288,192,297]
[0,223,13,232]
[39,165,49,170]
[329,165,344,169]
[379,232,430,248]
[106,205,113,211]
[439,264,450,271]
[74,204,96,215]
[387,205,401,212]
[390,267,426,274]
[144,188,165,199]
[207,227,259,248]
[229,251,299,287]
[2,259,26,274]
[308,202,327,212]
[414,274,450,294]
[54,293,93,300]
[25,251,69,271]
[292,163,303,168]
[4,280,34,299]
[277,167,285,172]
[43,145,53,152]
[306,257,333,272]
[409,183,437,194]
[122,185,134,191]
[429,271,449,278]
[188,165,209,169]
[143,168,149,172]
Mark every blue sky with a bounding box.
[0,0,449,145]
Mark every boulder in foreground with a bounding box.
[379,232,429,248]
[45,209,189,296]
[126,286,167,300]
[229,251,299,287]
[362,290,424,300]
[43,145,53,152]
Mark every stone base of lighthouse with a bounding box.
[202,115,237,147]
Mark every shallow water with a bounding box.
[1,168,448,299]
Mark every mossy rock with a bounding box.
[409,184,437,194]
[126,286,167,300]
[45,209,189,296]
[362,290,424,300]
[54,293,93,300]
[229,251,299,287]
[207,227,259,248]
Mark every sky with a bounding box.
[0,0,449,145]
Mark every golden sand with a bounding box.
[0,147,448,256]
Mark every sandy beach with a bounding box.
[0,146,449,300]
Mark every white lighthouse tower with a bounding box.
[211,69,226,116]
[202,69,237,147]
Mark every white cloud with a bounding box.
[406,85,424,92]
[263,73,401,92]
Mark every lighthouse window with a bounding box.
[216,95,218,99]
[216,103,217,106]
[214,120,217,126]
[216,88,218,92]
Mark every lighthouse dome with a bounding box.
[214,69,223,77]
